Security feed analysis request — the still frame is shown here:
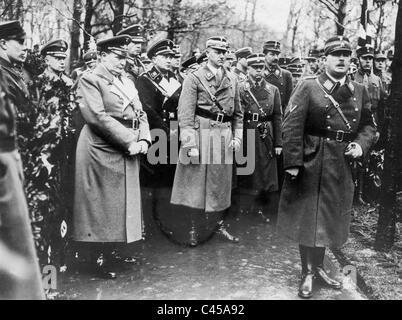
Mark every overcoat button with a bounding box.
[355,108,358,111]
[327,115,330,119]
[327,126,331,129]
[353,119,357,122]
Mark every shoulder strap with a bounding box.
[192,72,223,112]
[315,78,352,131]
[244,83,266,116]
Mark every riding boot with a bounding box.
[298,245,314,299]
[313,247,342,289]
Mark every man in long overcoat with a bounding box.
[276,36,376,298]
[171,36,243,245]
[0,20,44,299]
[73,35,151,278]
[238,53,282,223]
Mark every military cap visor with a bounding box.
[263,41,281,54]
[97,35,130,57]
[117,24,145,43]
[147,39,175,59]
[84,51,97,62]
[324,36,352,55]
[196,51,208,64]
[235,47,252,60]
[247,53,266,66]
[40,39,68,57]
[0,20,26,40]
[206,36,229,52]
[181,56,198,71]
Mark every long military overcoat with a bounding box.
[264,65,293,112]
[238,79,282,194]
[171,65,243,212]
[73,64,151,243]
[276,73,376,248]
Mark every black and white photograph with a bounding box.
[0,0,401,304]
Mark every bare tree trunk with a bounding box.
[375,0,402,251]
[111,0,124,35]
[70,0,82,68]
[167,0,182,41]
[336,0,347,35]
[84,0,94,49]
[376,2,386,49]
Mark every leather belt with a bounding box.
[195,107,233,123]
[0,136,17,153]
[112,116,140,130]
[244,112,273,122]
[307,128,356,143]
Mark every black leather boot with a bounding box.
[313,247,342,290]
[298,245,314,299]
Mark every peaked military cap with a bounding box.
[263,40,281,54]
[288,57,304,67]
[356,44,374,58]
[116,24,145,43]
[196,51,208,64]
[279,57,291,68]
[41,39,68,58]
[147,39,175,59]
[0,20,26,40]
[247,53,265,66]
[374,50,387,60]
[350,57,359,64]
[181,56,198,72]
[235,47,253,60]
[324,35,352,55]
[83,51,97,63]
[387,50,393,60]
[306,48,319,60]
[318,48,326,57]
[206,36,229,52]
[97,35,131,57]
[173,44,182,58]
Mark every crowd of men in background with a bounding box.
[0,18,391,298]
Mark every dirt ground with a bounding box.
[337,204,402,300]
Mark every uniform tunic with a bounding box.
[136,65,181,188]
[73,64,151,243]
[0,70,44,300]
[171,65,243,212]
[277,73,376,248]
[238,79,282,194]
[354,69,386,129]
[264,65,293,113]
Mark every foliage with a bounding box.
[18,53,76,267]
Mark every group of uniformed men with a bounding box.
[0,17,388,298]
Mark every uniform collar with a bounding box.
[207,62,219,76]
[266,64,281,78]
[325,71,346,86]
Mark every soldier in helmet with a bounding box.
[117,24,146,84]
[277,35,376,299]
[238,53,282,223]
[233,47,252,83]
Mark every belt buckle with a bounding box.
[132,118,139,130]
[252,113,259,122]
[216,112,224,123]
[335,130,344,142]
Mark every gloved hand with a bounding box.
[128,142,141,155]
[138,141,149,154]
[275,147,282,156]
[344,142,363,159]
